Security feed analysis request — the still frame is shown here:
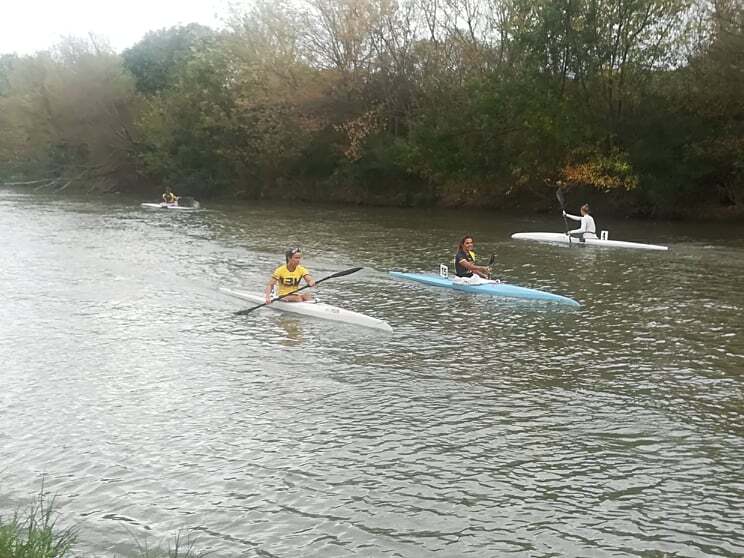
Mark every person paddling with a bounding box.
[454,236,492,283]
[264,248,316,304]
[564,203,597,241]
[162,186,178,204]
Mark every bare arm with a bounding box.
[303,274,315,287]
[265,277,278,304]
[458,258,490,279]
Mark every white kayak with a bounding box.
[221,288,393,333]
[511,232,668,251]
[140,202,199,211]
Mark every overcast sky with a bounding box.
[0,0,231,55]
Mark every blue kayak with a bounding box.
[389,272,581,307]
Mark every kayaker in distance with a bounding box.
[265,248,316,304]
[454,236,492,283]
[162,186,178,204]
[564,204,597,240]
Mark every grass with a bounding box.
[131,531,209,558]
[0,489,77,558]
[0,486,208,558]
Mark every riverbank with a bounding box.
[4,177,743,222]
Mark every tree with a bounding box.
[122,23,217,95]
[0,39,138,188]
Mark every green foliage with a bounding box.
[676,0,744,207]
[122,24,216,95]
[0,491,77,558]
[130,530,208,558]
[1,0,743,215]
[0,486,209,558]
[0,39,138,188]
[562,147,639,190]
[132,31,249,195]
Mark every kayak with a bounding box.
[140,202,199,211]
[221,288,393,332]
[140,202,199,210]
[389,272,580,307]
[511,232,668,251]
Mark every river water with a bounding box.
[1,189,743,557]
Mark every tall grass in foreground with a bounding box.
[0,487,208,557]
[0,490,76,557]
[131,530,209,558]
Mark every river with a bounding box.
[1,189,743,557]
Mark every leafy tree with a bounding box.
[1,0,742,216]
[0,39,138,188]
[122,23,217,94]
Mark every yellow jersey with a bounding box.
[272,264,310,297]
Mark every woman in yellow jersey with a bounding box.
[264,248,316,304]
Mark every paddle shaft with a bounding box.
[486,253,495,279]
[234,266,363,316]
[555,188,572,246]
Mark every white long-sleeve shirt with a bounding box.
[565,212,597,236]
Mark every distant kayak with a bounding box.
[221,288,393,332]
[389,272,580,307]
[140,202,200,211]
[511,232,668,251]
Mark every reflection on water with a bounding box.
[1,190,743,557]
[276,316,305,346]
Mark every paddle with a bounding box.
[234,266,363,316]
[555,188,572,246]
[486,254,498,281]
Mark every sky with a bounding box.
[0,0,231,55]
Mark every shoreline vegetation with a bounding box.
[1,1,742,221]
[0,487,206,558]
[3,178,742,222]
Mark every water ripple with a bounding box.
[1,192,743,557]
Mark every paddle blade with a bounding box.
[555,188,566,208]
[234,305,264,316]
[487,254,495,266]
[177,196,200,208]
[326,266,363,279]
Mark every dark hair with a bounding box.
[285,247,301,263]
[581,203,590,213]
[457,235,474,253]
